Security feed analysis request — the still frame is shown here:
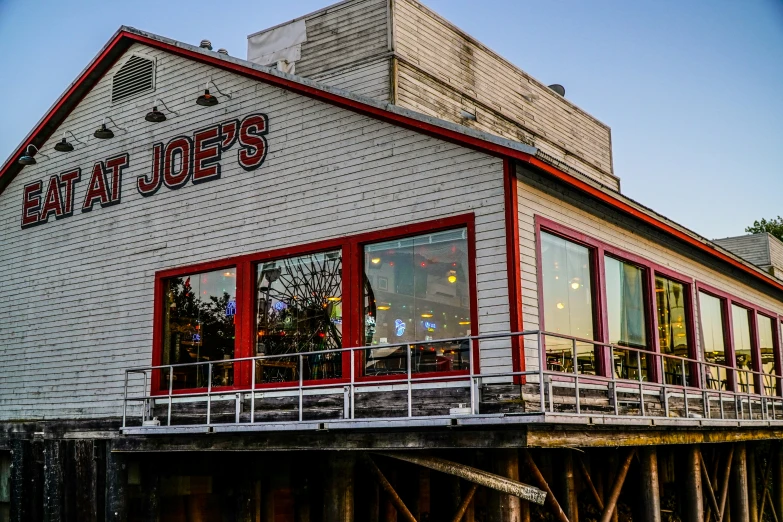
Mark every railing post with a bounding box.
[682,359,689,419]
[143,371,149,421]
[407,344,413,418]
[168,365,174,427]
[299,355,304,422]
[637,350,645,417]
[207,362,212,426]
[350,347,355,419]
[572,338,580,414]
[537,331,545,414]
[661,354,670,418]
[469,335,478,415]
[250,359,256,424]
[122,371,128,429]
[611,346,619,416]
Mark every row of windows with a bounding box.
[154,221,474,391]
[540,225,782,396]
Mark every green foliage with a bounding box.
[746,216,783,242]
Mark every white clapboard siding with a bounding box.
[515,166,783,371]
[392,0,617,189]
[309,57,391,101]
[296,0,390,77]
[0,42,514,421]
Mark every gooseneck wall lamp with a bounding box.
[54,131,85,152]
[94,116,126,140]
[18,145,49,166]
[196,78,232,107]
[145,98,180,123]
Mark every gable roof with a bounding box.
[2,26,782,296]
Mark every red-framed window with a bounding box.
[535,216,699,385]
[151,214,479,393]
[696,282,783,396]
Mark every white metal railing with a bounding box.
[121,331,783,431]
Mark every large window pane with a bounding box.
[363,228,471,375]
[540,232,597,375]
[162,269,237,389]
[656,276,691,385]
[758,315,777,395]
[256,251,342,383]
[605,257,648,380]
[732,304,754,394]
[699,292,728,390]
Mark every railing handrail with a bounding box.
[121,329,783,430]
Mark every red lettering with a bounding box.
[82,162,110,212]
[164,137,192,189]
[40,176,64,222]
[138,143,163,196]
[21,181,42,228]
[60,168,81,216]
[237,114,268,172]
[105,153,129,203]
[193,126,221,184]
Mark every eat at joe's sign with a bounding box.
[20,112,268,229]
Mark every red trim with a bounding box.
[150,214,478,393]
[2,29,781,299]
[503,159,525,381]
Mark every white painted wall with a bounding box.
[0,42,511,421]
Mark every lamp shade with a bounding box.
[94,124,114,139]
[145,106,166,123]
[196,89,218,107]
[54,138,74,152]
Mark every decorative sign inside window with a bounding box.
[20,112,268,229]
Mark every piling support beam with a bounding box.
[559,450,578,522]
[364,456,414,522]
[43,439,64,522]
[105,442,127,522]
[520,449,569,522]
[9,440,28,522]
[683,446,703,522]
[451,483,479,522]
[639,447,660,522]
[719,445,735,522]
[577,456,603,511]
[324,453,355,522]
[731,443,750,522]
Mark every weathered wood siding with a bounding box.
[309,56,391,101]
[516,165,783,370]
[0,43,512,421]
[713,234,771,269]
[393,0,618,190]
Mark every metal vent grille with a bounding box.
[111,56,155,104]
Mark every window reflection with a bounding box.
[732,304,754,394]
[363,228,471,375]
[758,315,777,395]
[162,269,237,389]
[699,292,728,390]
[255,251,342,383]
[540,232,597,375]
[605,257,648,380]
[656,276,691,385]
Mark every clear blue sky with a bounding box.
[1,0,781,239]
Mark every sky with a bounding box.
[0,0,781,240]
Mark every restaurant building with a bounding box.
[1,0,782,520]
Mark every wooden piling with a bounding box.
[598,449,635,522]
[9,440,28,522]
[490,449,521,522]
[683,446,703,522]
[520,449,569,522]
[42,439,64,522]
[731,443,750,522]
[639,447,660,522]
[748,445,758,522]
[558,450,578,522]
[775,442,783,522]
[73,440,98,522]
[324,453,355,522]
[364,456,414,522]
[105,441,127,522]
